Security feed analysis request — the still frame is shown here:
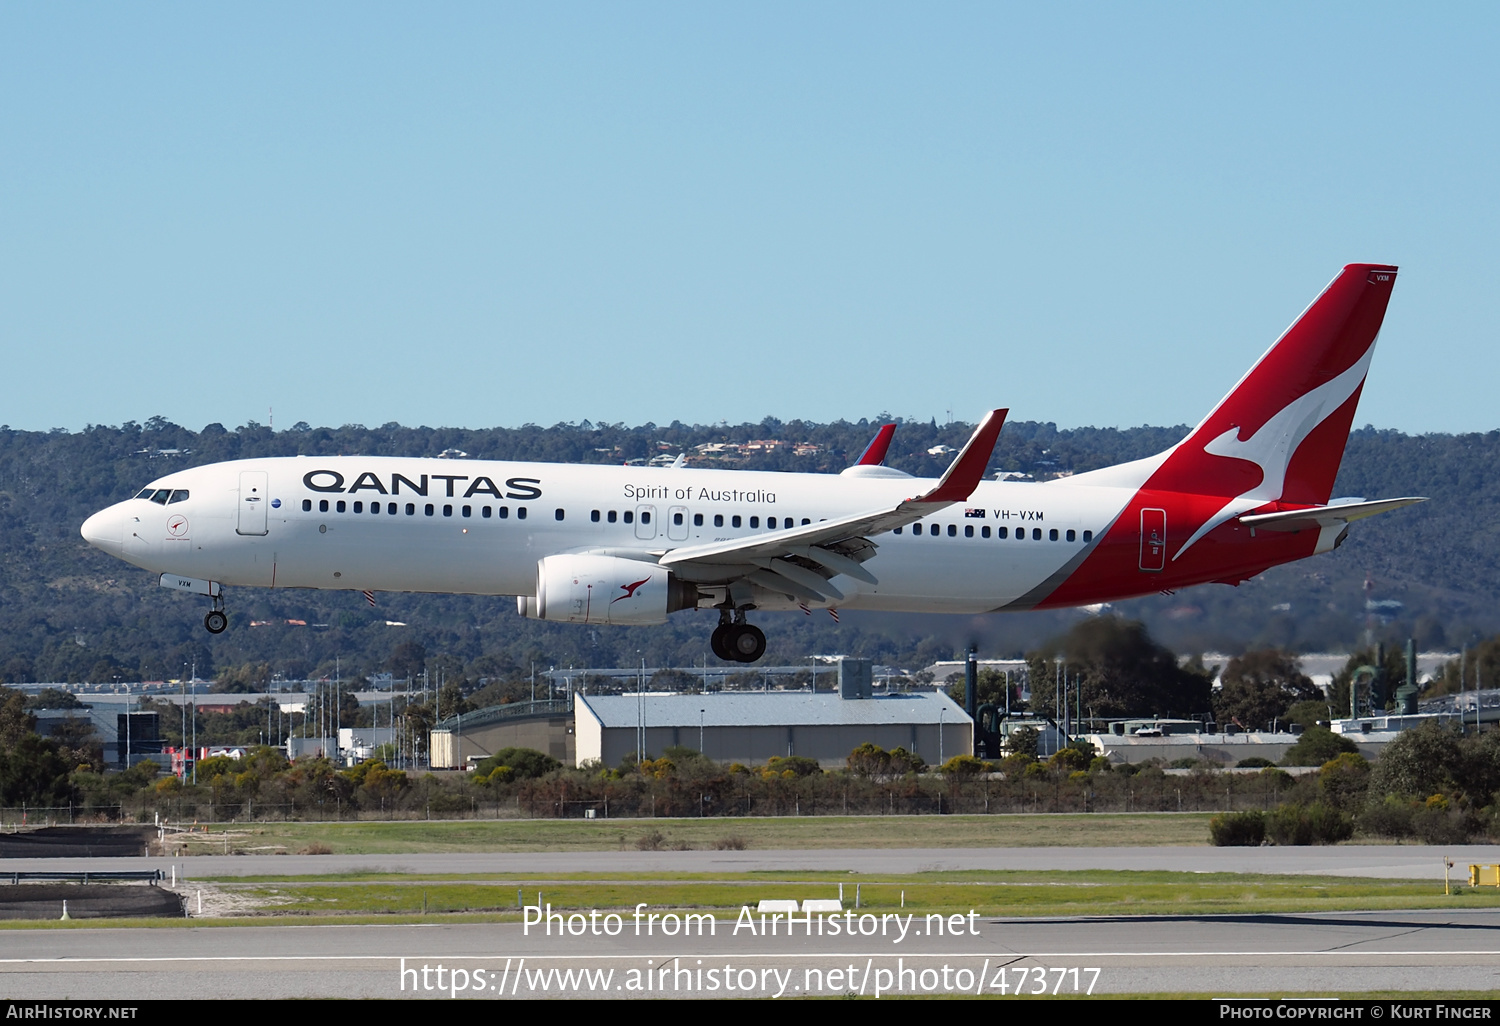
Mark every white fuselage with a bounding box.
[81,456,1138,614]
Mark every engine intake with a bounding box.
[517,554,698,625]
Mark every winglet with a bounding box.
[854,424,897,466]
[914,409,1007,502]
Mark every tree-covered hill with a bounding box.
[0,416,1491,686]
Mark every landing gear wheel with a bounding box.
[727,623,766,663]
[710,625,732,661]
[204,610,228,634]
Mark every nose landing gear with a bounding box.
[203,596,228,635]
[710,608,766,664]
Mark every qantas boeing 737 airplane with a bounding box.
[81,263,1424,663]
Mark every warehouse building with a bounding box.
[574,661,969,769]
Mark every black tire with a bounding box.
[729,624,766,663]
[204,610,228,634]
[710,625,731,661]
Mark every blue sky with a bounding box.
[3,4,1495,435]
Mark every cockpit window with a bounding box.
[167,490,189,504]
[149,489,171,504]
[135,488,157,500]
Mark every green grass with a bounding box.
[170,812,1216,855]
[192,869,1500,919]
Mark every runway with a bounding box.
[3,844,1497,879]
[1,909,1497,998]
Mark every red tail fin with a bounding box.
[1151,263,1397,507]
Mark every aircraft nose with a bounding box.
[81,507,123,556]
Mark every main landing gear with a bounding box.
[710,608,766,664]
[203,594,228,635]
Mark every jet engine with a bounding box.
[517,554,699,625]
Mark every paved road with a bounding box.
[3,844,1497,878]
[2,909,1497,998]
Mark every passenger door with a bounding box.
[237,471,270,536]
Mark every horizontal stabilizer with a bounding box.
[1237,496,1427,532]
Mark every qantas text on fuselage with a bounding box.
[81,264,1425,663]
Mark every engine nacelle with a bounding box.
[518,554,698,626]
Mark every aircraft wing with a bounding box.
[1237,496,1427,532]
[657,410,1006,601]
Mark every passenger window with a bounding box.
[673,512,683,526]
[693,513,703,526]
[749,516,759,528]
[388,502,397,515]
[482,506,492,518]
[1033,528,1042,540]
[1083,530,1093,542]
[641,511,650,524]
[714,514,724,527]
[1066,529,1076,542]
[911,521,921,534]
[1049,529,1058,541]
[406,503,416,516]
[462,505,471,518]
[353,501,363,513]
[981,526,990,538]
[302,499,312,512]
[998,526,1008,539]
[168,490,189,504]
[591,510,600,522]
[555,508,565,521]
[624,511,634,524]
[802,518,810,525]
[424,504,435,516]
[499,506,509,519]
[608,510,618,523]
[517,507,527,520]
[731,515,742,528]
[444,504,453,517]
[947,524,957,537]
[336,500,346,513]
[965,525,974,538]
[319,499,329,513]
[894,527,903,534]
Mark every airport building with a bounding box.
[574,688,969,770]
[429,659,972,770]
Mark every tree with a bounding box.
[24,688,83,710]
[1279,727,1358,767]
[1214,650,1321,730]
[473,747,559,781]
[945,668,1015,709]
[388,641,428,683]
[1007,725,1039,758]
[1365,721,1463,802]
[1027,617,1212,719]
[0,688,37,749]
